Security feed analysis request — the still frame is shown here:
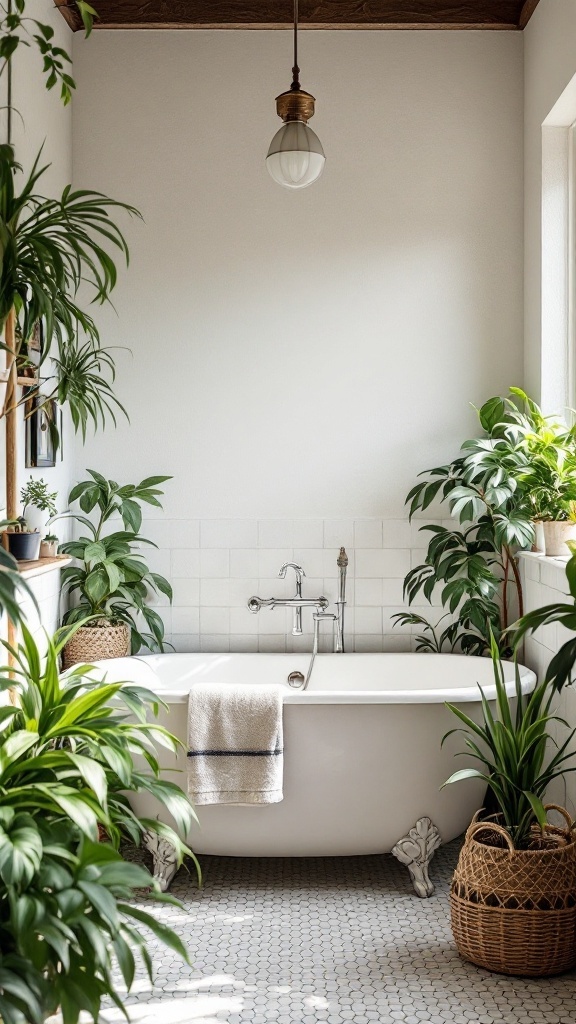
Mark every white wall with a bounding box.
[524,0,576,402]
[0,0,74,644]
[520,553,576,817]
[2,0,75,519]
[71,30,524,651]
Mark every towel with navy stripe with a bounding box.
[187,683,284,804]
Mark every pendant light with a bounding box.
[266,0,325,190]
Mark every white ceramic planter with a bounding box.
[542,520,576,556]
[25,506,49,536]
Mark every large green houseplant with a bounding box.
[393,387,576,655]
[59,471,173,665]
[444,635,576,977]
[0,622,198,1023]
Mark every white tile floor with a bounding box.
[106,842,576,1023]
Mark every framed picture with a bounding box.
[29,321,43,355]
[25,396,57,468]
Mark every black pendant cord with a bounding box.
[291,0,300,90]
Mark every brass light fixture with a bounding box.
[266,0,325,190]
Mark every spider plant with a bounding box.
[442,634,576,848]
[0,144,138,442]
[0,622,198,1023]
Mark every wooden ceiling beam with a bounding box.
[56,0,532,31]
[519,0,540,29]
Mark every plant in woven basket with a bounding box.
[442,633,576,849]
[59,470,172,657]
[0,621,199,1023]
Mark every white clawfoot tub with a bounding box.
[95,652,536,892]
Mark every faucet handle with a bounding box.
[278,562,306,582]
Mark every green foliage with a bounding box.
[0,145,138,444]
[398,387,576,656]
[0,0,97,106]
[19,476,57,518]
[442,634,576,848]
[0,623,198,1023]
[514,541,576,692]
[60,471,173,654]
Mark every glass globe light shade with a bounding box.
[266,120,325,190]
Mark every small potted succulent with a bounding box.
[40,532,59,558]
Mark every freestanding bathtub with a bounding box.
[96,652,536,884]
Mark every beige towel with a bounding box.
[187,683,284,804]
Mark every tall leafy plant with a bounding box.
[0,145,139,443]
[60,471,173,653]
[442,635,576,848]
[394,389,546,656]
[0,623,198,1023]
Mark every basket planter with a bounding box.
[450,810,576,977]
[61,621,131,669]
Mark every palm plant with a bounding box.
[0,622,198,1023]
[0,144,139,443]
[442,635,576,848]
[60,471,173,653]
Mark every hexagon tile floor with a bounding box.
[103,840,576,1024]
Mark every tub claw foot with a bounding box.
[391,817,442,898]
[143,830,179,892]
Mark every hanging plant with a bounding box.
[0,144,140,443]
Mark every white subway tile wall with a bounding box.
[519,552,576,818]
[0,569,63,660]
[139,517,446,654]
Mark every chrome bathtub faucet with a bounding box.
[247,548,348,654]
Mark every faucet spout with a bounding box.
[278,562,306,635]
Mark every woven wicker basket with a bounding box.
[61,621,131,669]
[451,807,576,977]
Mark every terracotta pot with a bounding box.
[40,539,58,558]
[61,621,131,669]
[542,521,576,556]
[7,531,41,560]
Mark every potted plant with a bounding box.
[5,515,41,560]
[443,635,576,976]
[58,470,173,667]
[40,532,59,558]
[19,476,58,536]
[395,388,536,657]
[503,391,576,555]
[0,621,199,1023]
